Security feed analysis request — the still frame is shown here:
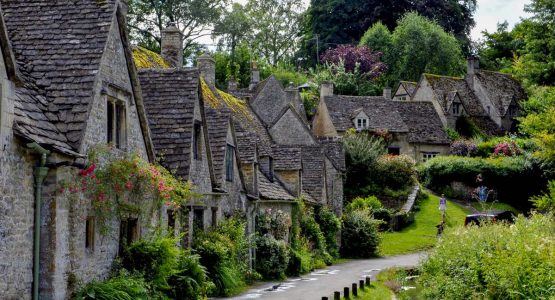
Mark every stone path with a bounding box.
[222,252,425,300]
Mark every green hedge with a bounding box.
[418,156,546,209]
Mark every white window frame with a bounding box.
[422,152,439,162]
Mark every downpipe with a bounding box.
[27,143,50,300]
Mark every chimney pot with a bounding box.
[467,56,480,75]
[320,81,334,99]
[228,78,238,91]
[197,53,216,85]
[161,24,183,68]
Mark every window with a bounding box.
[452,102,462,115]
[85,216,95,251]
[193,208,204,230]
[211,207,218,227]
[388,147,400,155]
[487,106,491,116]
[119,218,139,254]
[356,118,368,130]
[193,122,202,160]
[167,210,176,236]
[225,144,234,182]
[508,105,517,117]
[107,98,127,149]
[422,152,439,161]
[400,96,407,101]
[268,157,274,181]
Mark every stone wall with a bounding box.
[275,170,300,197]
[324,159,343,216]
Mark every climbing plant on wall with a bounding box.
[61,145,196,234]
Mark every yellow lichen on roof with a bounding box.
[201,78,253,121]
[132,46,171,69]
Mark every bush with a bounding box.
[255,235,290,279]
[121,236,211,299]
[531,180,555,212]
[193,217,249,296]
[419,213,555,299]
[315,206,341,258]
[476,137,538,157]
[376,154,417,190]
[73,271,150,300]
[340,210,380,258]
[372,207,393,230]
[418,155,546,209]
[256,208,290,240]
[300,207,333,265]
[449,140,477,157]
[346,195,383,212]
[286,238,314,276]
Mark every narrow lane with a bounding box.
[224,252,425,300]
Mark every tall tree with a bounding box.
[128,0,228,54]
[299,0,476,66]
[477,22,523,71]
[246,0,305,65]
[213,3,252,61]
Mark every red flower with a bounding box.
[125,180,133,191]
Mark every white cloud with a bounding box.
[471,0,532,41]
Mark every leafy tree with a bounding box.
[390,13,465,83]
[519,86,555,161]
[213,44,253,89]
[359,22,393,57]
[320,45,387,77]
[477,22,523,71]
[246,0,305,65]
[213,3,252,61]
[299,0,476,67]
[128,0,228,55]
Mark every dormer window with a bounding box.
[356,118,368,130]
[452,102,462,115]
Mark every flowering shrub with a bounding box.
[493,141,521,157]
[320,45,387,79]
[449,140,478,157]
[62,145,195,234]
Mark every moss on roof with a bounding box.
[201,78,253,120]
[132,46,171,69]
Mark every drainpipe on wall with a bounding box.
[27,142,50,300]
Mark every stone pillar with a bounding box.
[320,81,334,100]
[197,53,216,85]
[161,23,183,68]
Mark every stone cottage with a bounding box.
[396,57,527,134]
[0,1,159,299]
[312,82,450,162]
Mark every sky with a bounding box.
[471,0,531,41]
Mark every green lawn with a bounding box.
[379,192,471,256]
[469,200,519,214]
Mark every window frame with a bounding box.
[452,102,462,115]
[85,216,95,251]
[106,97,127,150]
[193,121,202,160]
[225,144,235,182]
[422,152,440,162]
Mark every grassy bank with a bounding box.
[379,192,470,256]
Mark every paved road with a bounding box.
[224,252,425,300]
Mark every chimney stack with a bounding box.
[467,56,480,75]
[197,53,216,85]
[228,78,238,91]
[320,81,334,100]
[383,87,392,100]
[466,56,480,87]
[161,23,183,68]
[249,62,260,91]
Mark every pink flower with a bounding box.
[125,180,133,191]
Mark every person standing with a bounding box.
[439,194,447,222]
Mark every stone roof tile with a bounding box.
[258,170,295,201]
[475,71,527,116]
[138,68,198,179]
[2,0,116,150]
[271,145,301,170]
[392,101,451,145]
